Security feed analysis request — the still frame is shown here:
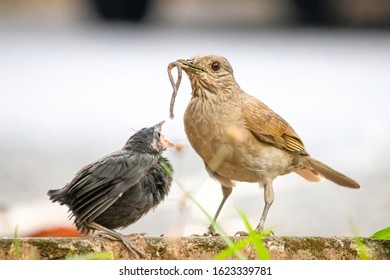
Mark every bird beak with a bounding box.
[176,59,204,74]
[155,120,174,148]
[161,134,174,148]
[155,120,165,128]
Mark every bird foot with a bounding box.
[203,225,220,237]
[96,232,148,259]
[126,232,146,238]
[255,229,274,236]
[190,225,220,237]
[234,231,249,237]
[203,231,220,237]
[190,231,220,237]
[234,229,274,237]
[96,232,115,239]
[119,236,148,259]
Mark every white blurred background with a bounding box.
[0,0,389,238]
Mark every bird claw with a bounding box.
[234,229,274,237]
[126,232,146,238]
[95,231,148,259]
[120,237,148,259]
[203,231,220,237]
[234,231,249,237]
[255,224,274,236]
[190,225,220,237]
[203,225,220,237]
[95,232,115,240]
[191,231,220,237]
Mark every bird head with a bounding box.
[176,54,237,99]
[124,121,174,154]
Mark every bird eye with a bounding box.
[211,61,221,71]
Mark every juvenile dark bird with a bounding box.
[172,54,360,236]
[48,121,174,257]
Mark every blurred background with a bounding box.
[0,0,389,239]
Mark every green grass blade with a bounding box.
[213,238,251,260]
[239,209,255,233]
[187,194,246,260]
[29,247,37,260]
[238,209,271,260]
[66,252,114,260]
[353,236,370,260]
[371,226,390,240]
[349,220,371,260]
[12,225,22,260]
[161,161,174,177]
[176,181,246,259]
[248,234,271,260]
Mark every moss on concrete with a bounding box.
[0,236,389,260]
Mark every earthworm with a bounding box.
[167,61,182,119]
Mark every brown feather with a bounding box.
[306,157,360,188]
[241,94,308,155]
[295,168,322,182]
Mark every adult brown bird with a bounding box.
[174,54,360,236]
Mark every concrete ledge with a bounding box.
[1,236,389,260]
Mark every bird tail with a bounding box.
[298,157,360,189]
[47,189,67,205]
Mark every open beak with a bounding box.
[161,134,174,148]
[154,120,174,148]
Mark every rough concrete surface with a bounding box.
[1,236,389,260]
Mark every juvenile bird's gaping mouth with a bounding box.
[154,120,174,149]
[161,134,174,149]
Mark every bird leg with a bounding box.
[86,222,147,259]
[233,181,275,236]
[255,181,274,232]
[205,185,232,236]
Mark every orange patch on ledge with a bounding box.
[29,227,82,237]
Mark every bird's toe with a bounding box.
[234,231,249,237]
[203,225,220,237]
[126,232,146,238]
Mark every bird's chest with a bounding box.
[183,98,296,182]
[184,98,243,163]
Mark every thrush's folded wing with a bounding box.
[65,150,157,225]
[241,94,308,155]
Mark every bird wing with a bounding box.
[66,150,156,225]
[241,94,308,155]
